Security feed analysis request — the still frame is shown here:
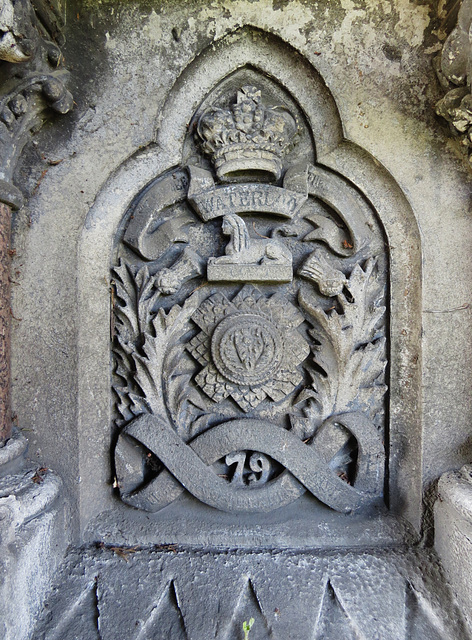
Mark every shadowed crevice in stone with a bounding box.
[134,580,188,640]
[314,580,357,640]
[222,579,270,640]
[39,579,101,640]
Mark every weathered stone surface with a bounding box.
[435,0,472,166]
[108,67,389,533]
[34,546,469,640]
[11,0,450,538]
[435,465,472,635]
[4,1,472,637]
[0,4,71,637]
[0,464,64,640]
[0,202,12,442]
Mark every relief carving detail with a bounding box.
[0,0,72,209]
[435,0,472,164]
[112,82,387,516]
[207,214,293,282]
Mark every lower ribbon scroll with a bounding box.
[117,413,384,514]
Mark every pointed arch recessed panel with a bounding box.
[79,27,422,542]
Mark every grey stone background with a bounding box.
[9,0,472,542]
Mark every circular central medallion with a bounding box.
[211,313,283,385]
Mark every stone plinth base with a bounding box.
[435,465,472,635]
[207,261,293,282]
[35,545,468,640]
[0,431,65,640]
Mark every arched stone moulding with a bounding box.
[78,27,422,537]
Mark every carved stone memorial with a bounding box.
[112,81,388,527]
[7,4,472,638]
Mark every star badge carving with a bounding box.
[186,286,310,411]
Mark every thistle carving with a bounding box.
[112,83,388,516]
[299,249,348,297]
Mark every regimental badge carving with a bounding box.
[112,80,388,515]
[187,286,309,412]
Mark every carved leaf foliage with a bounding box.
[135,264,162,336]
[113,386,135,425]
[112,258,203,428]
[113,260,144,423]
[131,305,189,418]
[299,258,387,426]
[165,342,209,439]
[187,413,218,439]
[113,345,136,425]
[113,259,163,342]
[296,365,337,424]
[113,260,139,341]
[133,349,164,416]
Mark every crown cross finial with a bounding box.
[196,86,298,182]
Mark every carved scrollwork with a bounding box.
[0,0,72,208]
[120,413,383,513]
[435,0,472,164]
[112,81,388,516]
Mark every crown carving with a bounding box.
[196,86,298,182]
